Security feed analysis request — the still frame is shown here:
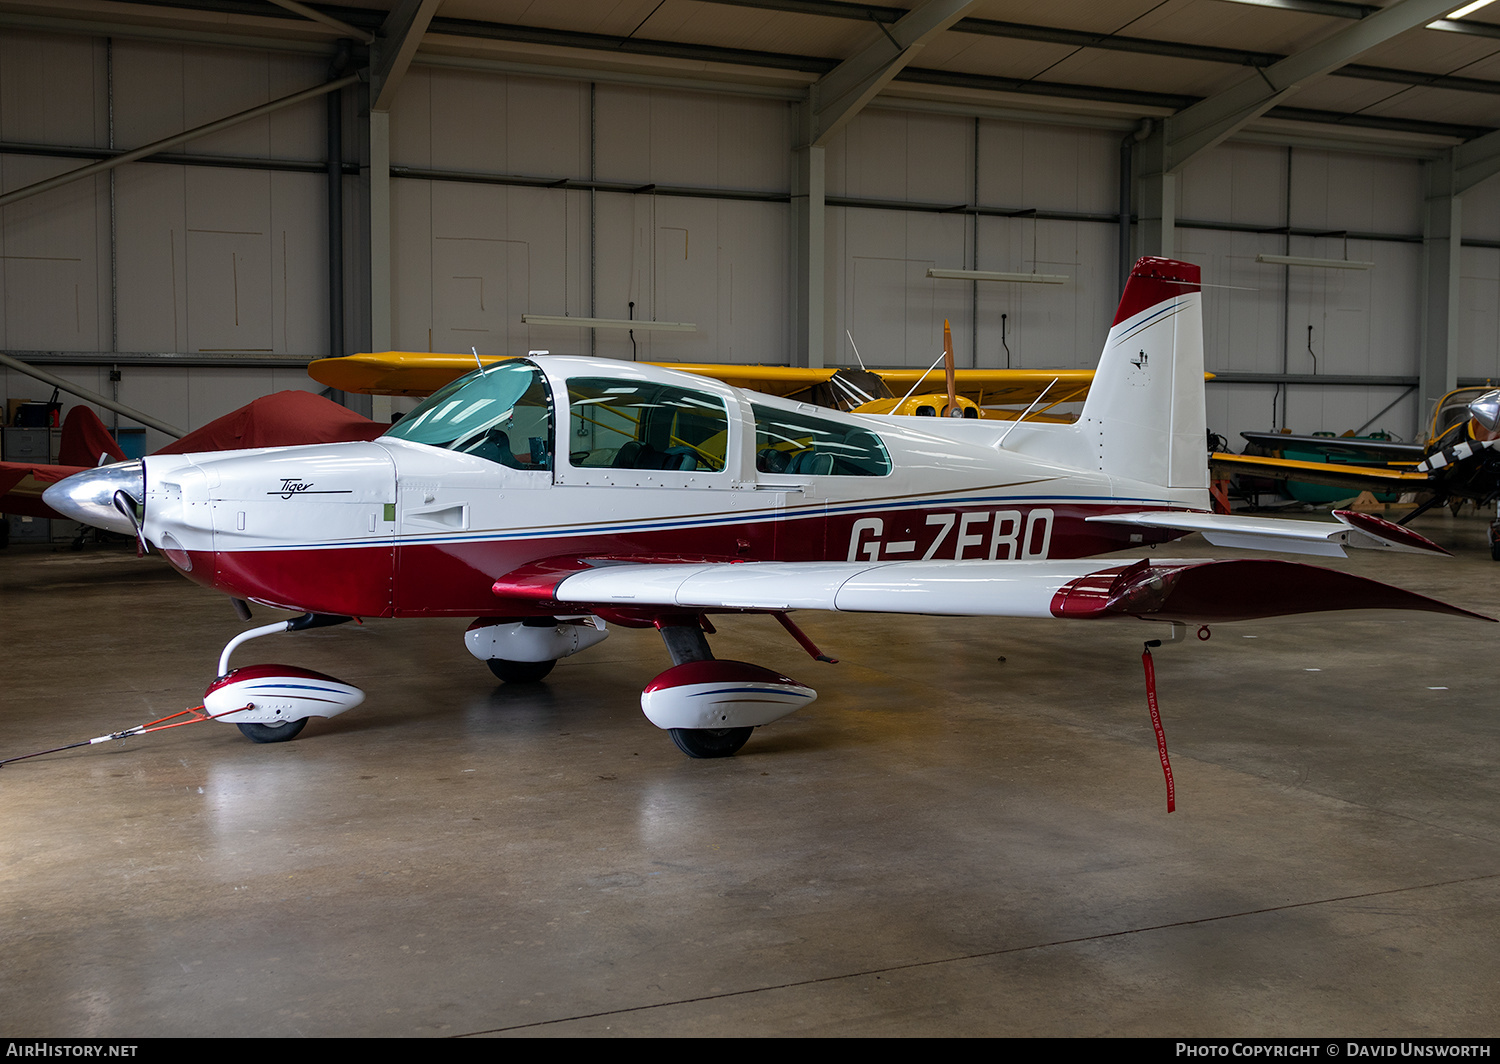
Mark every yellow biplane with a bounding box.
[307,351,1096,423]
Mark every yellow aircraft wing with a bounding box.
[307,352,522,397]
[308,352,1099,409]
[649,363,839,397]
[873,368,1096,408]
[1211,451,1432,492]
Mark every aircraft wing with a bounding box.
[0,461,88,519]
[492,557,1488,624]
[1210,451,1431,493]
[1239,431,1427,463]
[309,352,520,397]
[875,368,1095,407]
[307,351,1098,408]
[646,363,839,396]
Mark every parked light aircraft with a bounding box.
[45,258,1487,758]
[1213,387,1500,557]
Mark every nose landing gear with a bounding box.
[206,613,366,743]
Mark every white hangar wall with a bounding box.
[0,31,333,452]
[1,27,1497,449]
[384,72,792,367]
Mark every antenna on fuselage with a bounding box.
[471,346,483,371]
[997,377,1059,448]
[845,330,868,371]
[894,351,947,410]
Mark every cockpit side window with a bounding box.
[752,404,890,476]
[567,379,728,472]
[381,360,553,470]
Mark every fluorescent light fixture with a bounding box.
[926,267,1067,284]
[1256,254,1374,270]
[1447,0,1496,18]
[1216,0,1364,14]
[522,314,696,332]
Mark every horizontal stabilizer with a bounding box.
[1086,509,1450,557]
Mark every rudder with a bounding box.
[1079,257,1207,491]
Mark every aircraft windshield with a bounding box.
[1429,387,1491,446]
[383,360,553,469]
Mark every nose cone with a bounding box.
[1469,390,1500,434]
[44,460,145,536]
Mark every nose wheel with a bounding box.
[669,726,752,759]
[236,719,309,744]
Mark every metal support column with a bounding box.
[1135,122,1175,260]
[1420,154,1462,411]
[793,140,826,369]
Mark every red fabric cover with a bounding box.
[3,392,383,519]
[56,405,128,467]
[0,461,82,518]
[155,390,385,454]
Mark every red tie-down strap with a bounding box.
[1141,643,1175,814]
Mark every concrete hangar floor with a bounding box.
[1,515,1497,1038]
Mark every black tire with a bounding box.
[1491,539,1500,562]
[486,658,556,683]
[669,726,753,758]
[236,718,309,744]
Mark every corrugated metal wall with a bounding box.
[2,28,1498,448]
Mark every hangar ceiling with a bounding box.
[2,0,1498,152]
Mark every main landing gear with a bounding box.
[640,620,817,759]
[468,613,824,759]
[486,658,556,683]
[464,616,609,684]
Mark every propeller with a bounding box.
[111,489,149,556]
[943,319,960,417]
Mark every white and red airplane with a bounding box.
[44,258,1486,758]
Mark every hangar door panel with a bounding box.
[851,256,937,365]
[185,229,272,353]
[433,236,530,355]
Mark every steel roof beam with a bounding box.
[1166,0,1461,172]
[705,0,1500,41]
[808,0,979,145]
[0,73,358,209]
[264,0,372,42]
[1454,127,1500,193]
[370,0,441,112]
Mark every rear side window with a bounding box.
[752,404,890,476]
[568,379,728,473]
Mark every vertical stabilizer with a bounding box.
[1079,257,1207,490]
